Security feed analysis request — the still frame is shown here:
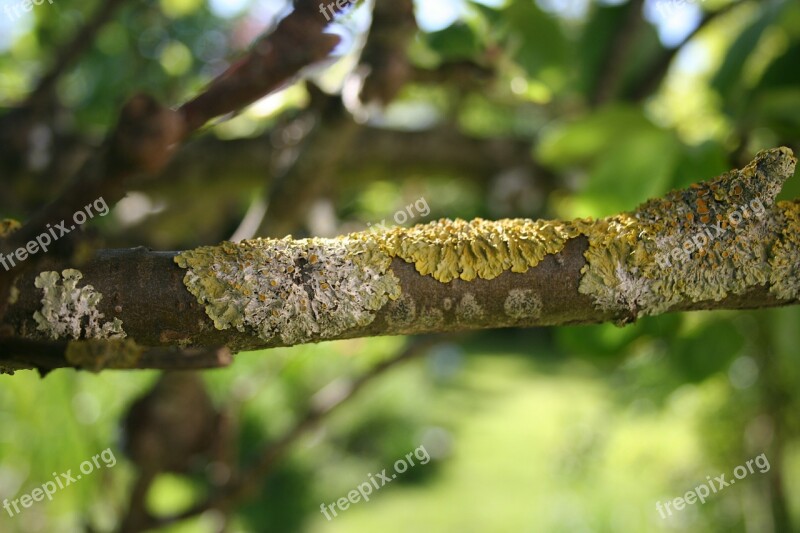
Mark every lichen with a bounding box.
[175,148,798,336]
[65,339,143,372]
[503,289,543,320]
[385,294,417,329]
[33,269,126,340]
[770,201,800,301]
[455,293,484,322]
[579,147,798,319]
[417,307,445,329]
[8,284,19,306]
[175,236,401,344]
[0,219,21,238]
[373,218,590,283]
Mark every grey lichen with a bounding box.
[455,293,484,322]
[175,236,401,345]
[33,269,126,340]
[579,147,798,320]
[385,294,417,329]
[503,289,543,320]
[417,307,445,329]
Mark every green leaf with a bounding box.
[536,105,657,168]
[711,2,782,103]
[501,0,569,87]
[668,319,744,382]
[425,23,482,61]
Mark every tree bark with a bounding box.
[1,148,798,372]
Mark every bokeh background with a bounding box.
[1,0,799,531]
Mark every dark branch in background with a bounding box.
[590,0,644,107]
[0,0,357,320]
[150,124,533,196]
[358,0,417,106]
[151,338,439,529]
[179,0,356,132]
[0,0,128,190]
[254,0,419,238]
[256,88,362,237]
[119,371,234,532]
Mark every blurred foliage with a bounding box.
[1,0,799,531]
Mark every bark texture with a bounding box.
[1,149,798,372]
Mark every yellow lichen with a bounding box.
[0,219,21,238]
[372,218,590,283]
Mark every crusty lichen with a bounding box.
[33,269,126,340]
[504,289,543,320]
[175,236,401,344]
[385,294,417,329]
[455,293,484,322]
[65,339,143,372]
[579,147,798,320]
[770,201,800,301]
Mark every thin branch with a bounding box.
[0,337,233,373]
[150,337,439,528]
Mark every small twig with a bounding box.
[150,336,440,528]
[0,337,233,373]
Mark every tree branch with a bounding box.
[1,149,798,372]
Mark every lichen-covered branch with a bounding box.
[1,148,798,372]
